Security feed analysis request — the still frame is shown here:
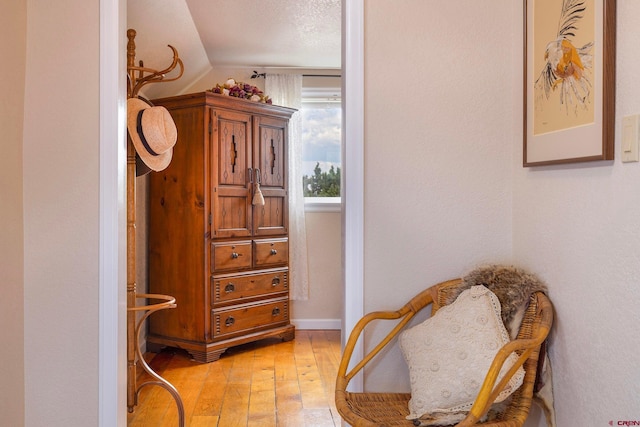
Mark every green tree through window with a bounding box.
[303,162,341,197]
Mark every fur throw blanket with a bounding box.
[459,264,548,339]
[448,265,556,427]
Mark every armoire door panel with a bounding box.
[254,116,287,189]
[217,118,250,186]
[211,107,252,239]
[212,187,251,238]
[253,193,287,236]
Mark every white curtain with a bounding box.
[265,74,309,300]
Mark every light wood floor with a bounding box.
[128,330,342,427]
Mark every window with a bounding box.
[301,87,341,211]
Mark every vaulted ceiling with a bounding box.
[127,0,341,98]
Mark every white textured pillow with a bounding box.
[398,285,525,424]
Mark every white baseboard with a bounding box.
[291,318,341,330]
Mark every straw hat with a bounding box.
[127,97,177,172]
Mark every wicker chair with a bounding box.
[335,278,553,427]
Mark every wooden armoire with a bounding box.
[147,91,296,362]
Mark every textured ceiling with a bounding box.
[186,0,341,68]
[127,0,341,98]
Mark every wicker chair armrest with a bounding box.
[456,292,554,426]
[336,283,443,390]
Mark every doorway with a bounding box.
[98,0,364,423]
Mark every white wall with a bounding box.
[361,0,640,425]
[127,0,211,100]
[22,1,101,425]
[292,211,343,328]
[0,1,26,425]
[513,2,640,425]
[362,0,516,392]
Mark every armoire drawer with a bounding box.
[254,238,288,267]
[211,268,288,306]
[211,241,252,272]
[212,298,289,339]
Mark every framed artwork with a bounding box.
[523,0,616,167]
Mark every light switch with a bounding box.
[622,115,640,162]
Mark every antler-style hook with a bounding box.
[127,29,185,99]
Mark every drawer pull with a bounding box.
[224,283,235,293]
[231,252,240,259]
[270,249,278,255]
[225,316,235,327]
[271,276,280,287]
[272,307,281,317]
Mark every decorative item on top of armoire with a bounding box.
[125,28,186,426]
[145,90,297,363]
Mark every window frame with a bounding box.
[300,87,342,211]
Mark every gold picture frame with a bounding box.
[524,0,616,166]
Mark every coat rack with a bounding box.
[126,28,185,426]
